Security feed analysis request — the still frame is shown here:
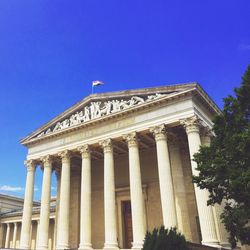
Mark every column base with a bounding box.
[56,244,70,250]
[36,247,48,250]
[79,243,93,250]
[19,244,30,250]
[132,241,144,250]
[103,242,119,250]
[202,240,221,248]
[36,242,49,250]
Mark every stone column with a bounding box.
[56,150,71,250]
[150,125,178,228]
[99,139,118,250]
[20,160,36,249]
[54,169,61,248]
[78,145,93,250]
[36,220,40,249]
[123,132,146,250]
[201,130,230,248]
[37,155,53,250]
[181,116,219,246]
[53,219,56,250]
[5,224,10,248]
[13,222,18,248]
[0,224,4,248]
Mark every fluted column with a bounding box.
[99,139,118,250]
[201,130,230,248]
[37,155,53,250]
[36,220,40,249]
[78,145,93,250]
[150,125,177,228]
[56,150,71,250]
[5,224,10,248]
[123,132,146,250]
[20,160,36,249]
[181,116,219,246]
[54,169,61,248]
[13,222,18,248]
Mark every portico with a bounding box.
[1,83,231,249]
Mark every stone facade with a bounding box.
[1,83,249,250]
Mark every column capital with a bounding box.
[99,139,113,153]
[41,155,53,168]
[24,160,36,172]
[58,150,71,163]
[200,126,214,146]
[123,132,138,147]
[150,124,167,141]
[201,126,214,138]
[78,145,91,159]
[180,115,201,134]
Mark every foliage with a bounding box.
[142,226,189,250]
[193,65,250,248]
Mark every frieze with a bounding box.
[37,93,166,138]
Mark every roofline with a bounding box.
[0,193,40,205]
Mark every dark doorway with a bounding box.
[122,200,133,249]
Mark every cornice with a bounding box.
[192,83,221,115]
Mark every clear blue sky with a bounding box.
[0,0,249,200]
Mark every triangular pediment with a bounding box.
[21,83,202,145]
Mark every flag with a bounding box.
[92,80,104,87]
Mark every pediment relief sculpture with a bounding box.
[37,93,167,138]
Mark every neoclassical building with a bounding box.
[1,83,244,250]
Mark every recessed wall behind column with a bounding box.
[91,159,104,249]
[139,147,163,231]
[69,159,81,249]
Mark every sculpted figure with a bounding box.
[147,95,155,101]
[45,128,51,134]
[53,122,61,131]
[100,101,112,116]
[111,100,121,113]
[73,112,81,124]
[83,106,90,122]
[119,99,130,110]
[95,102,101,118]
[90,102,101,119]
[70,114,78,126]
[147,93,165,101]
[131,96,144,105]
[105,101,112,114]
[77,111,84,123]
[38,132,45,137]
[127,97,135,107]
[61,119,70,129]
